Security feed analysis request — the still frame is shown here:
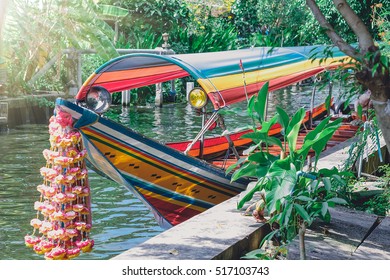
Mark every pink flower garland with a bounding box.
[25,110,94,260]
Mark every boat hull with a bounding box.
[56,98,249,227]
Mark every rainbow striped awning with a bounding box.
[76,46,349,109]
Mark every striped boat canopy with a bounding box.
[76,45,349,109]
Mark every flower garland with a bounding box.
[25,110,94,260]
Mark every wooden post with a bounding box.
[186,82,194,100]
[122,90,131,107]
[155,83,163,107]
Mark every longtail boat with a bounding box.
[55,45,357,227]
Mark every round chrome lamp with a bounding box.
[188,87,208,109]
[85,86,112,114]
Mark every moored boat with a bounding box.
[54,45,357,227]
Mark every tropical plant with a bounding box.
[229,82,350,259]
[2,0,119,96]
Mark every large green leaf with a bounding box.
[241,248,269,260]
[276,106,289,132]
[322,177,333,192]
[311,126,340,161]
[98,4,129,19]
[304,116,332,141]
[255,82,269,123]
[327,197,348,205]
[258,115,279,134]
[247,94,257,121]
[237,180,266,209]
[297,117,342,161]
[248,151,279,165]
[225,156,248,175]
[265,160,297,213]
[293,203,311,223]
[231,161,270,182]
[241,131,283,149]
[286,108,305,152]
[280,201,293,227]
[231,162,256,181]
[321,202,329,217]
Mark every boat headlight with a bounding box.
[85,86,112,114]
[189,88,208,109]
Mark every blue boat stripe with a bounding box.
[120,171,215,209]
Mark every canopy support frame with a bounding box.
[184,111,220,156]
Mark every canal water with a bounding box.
[0,86,331,260]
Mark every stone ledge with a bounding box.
[112,194,269,260]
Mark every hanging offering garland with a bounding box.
[25,110,94,260]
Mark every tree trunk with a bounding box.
[356,66,390,155]
[299,222,307,260]
[371,99,390,155]
[306,0,390,156]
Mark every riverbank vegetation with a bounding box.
[1,0,388,99]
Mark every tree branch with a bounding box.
[305,0,360,60]
[333,0,376,53]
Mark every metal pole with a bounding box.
[184,111,219,155]
[309,83,316,129]
[217,114,240,160]
[327,72,333,116]
[357,122,368,178]
[199,108,206,158]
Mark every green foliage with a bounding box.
[373,4,390,56]
[25,96,55,108]
[3,0,387,100]
[230,0,388,47]
[363,189,390,216]
[357,164,390,216]
[112,0,192,35]
[81,55,106,84]
[115,25,162,50]
[169,17,237,54]
[232,82,350,259]
[3,0,118,96]
[255,0,314,46]
[230,0,262,47]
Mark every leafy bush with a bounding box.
[230,82,349,259]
